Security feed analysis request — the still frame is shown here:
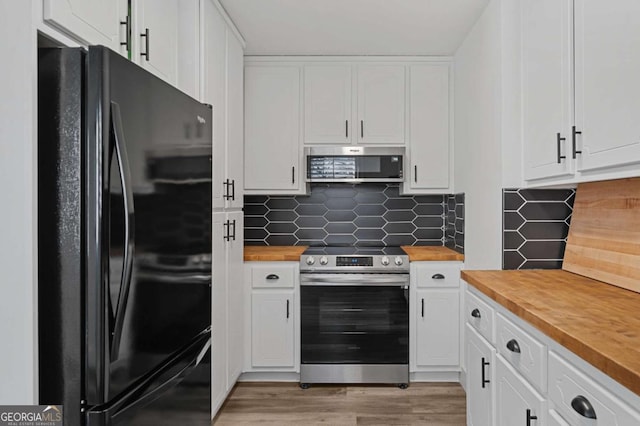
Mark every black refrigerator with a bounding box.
[38,46,212,425]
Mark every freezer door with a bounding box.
[85,331,212,426]
[84,46,213,405]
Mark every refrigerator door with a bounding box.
[85,331,212,426]
[84,46,213,405]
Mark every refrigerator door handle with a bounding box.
[109,101,136,361]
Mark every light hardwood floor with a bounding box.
[213,382,467,425]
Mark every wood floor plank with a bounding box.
[213,382,466,425]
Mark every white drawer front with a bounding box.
[549,351,640,426]
[465,289,495,344]
[251,265,295,288]
[496,313,547,393]
[414,262,461,288]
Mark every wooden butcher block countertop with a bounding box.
[401,246,465,261]
[462,269,640,396]
[244,246,308,262]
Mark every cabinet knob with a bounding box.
[266,274,279,280]
[471,308,481,319]
[506,339,521,354]
[571,395,597,419]
[431,273,445,280]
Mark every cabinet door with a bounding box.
[244,66,301,192]
[251,291,294,367]
[135,0,179,85]
[226,31,245,209]
[495,356,545,426]
[303,65,352,144]
[521,0,574,181]
[408,64,450,190]
[575,0,640,172]
[466,324,495,426]
[211,212,228,411]
[43,0,127,54]
[357,65,405,144]
[202,0,226,209]
[415,289,459,367]
[226,212,244,386]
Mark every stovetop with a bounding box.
[300,246,409,273]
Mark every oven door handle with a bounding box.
[300,274,409,286]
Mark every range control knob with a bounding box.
[305,256,315,265]
[319,256,328,265]
[380,256,390,266]
[394,256,404,266]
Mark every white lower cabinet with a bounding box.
[410,262,461,375]
[495,355,546,426]
[245,262,299,372]
[466,324,495,426]
[465,284,640,426]
[211,211,244,415]
[251,291,294,368]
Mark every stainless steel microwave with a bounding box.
[305,146,405,183]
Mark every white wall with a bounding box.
[0,0,38,404]
[454,0,521,269]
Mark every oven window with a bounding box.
[301,285,409,364]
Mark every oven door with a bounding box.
[300,273,409,365]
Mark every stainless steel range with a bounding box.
[299,246,410,388]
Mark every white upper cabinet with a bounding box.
[574,0,640,172]
[522,0,640,184]
[244,65,303,193]
[202,0,227,209]
[226,31,245,209]
[405,64,451,192]
[357,65,406,144]
[133,0,179,86]
[43,0,128,55]
[303,65,352,144]
[303,64,405,145]
[521,0,574,181]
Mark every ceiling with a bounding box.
[219,0,490,56]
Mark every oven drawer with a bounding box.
[251,264,296,288]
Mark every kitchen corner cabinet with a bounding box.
[244,65,304,194]
[303,64,405,145]
[245,262,299,371]
[410,262,461,373]
[522,0,640,184]
[43,0,128,55]
[211,211,244,413]
[403,64,451,193]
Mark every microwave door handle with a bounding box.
[109,101,136,362]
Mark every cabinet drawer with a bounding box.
[549,351,640,426]
[413,262,460,288]
[465,289,495,344]
[251,265,295,288]
[496,313,547,393]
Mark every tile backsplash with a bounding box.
[503,188,576,269]
[245,183,464,252]
[445,193,465,253]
